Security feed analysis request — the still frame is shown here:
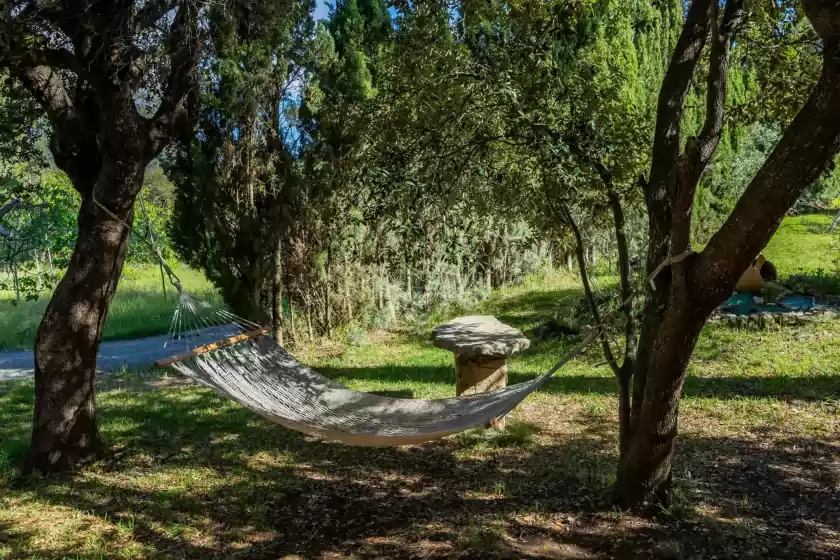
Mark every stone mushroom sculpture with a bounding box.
[432,315,530,429]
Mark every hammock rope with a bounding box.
[93,194,692,446]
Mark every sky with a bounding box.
[314,0,331,22]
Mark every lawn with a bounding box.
[763,213,836,276]
[0,265,217,350]
[1,267,839,559]
[0,217,838,558]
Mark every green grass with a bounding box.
[763,213,836,275]
[2,266,838,558]
[0,265,217,350]
[0,217,838,558]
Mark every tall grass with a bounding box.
[0,265,217,350]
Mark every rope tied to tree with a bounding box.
[91,194,183,293]
[646,249,695,291]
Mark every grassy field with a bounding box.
[0,215,838,558]
[1,268,839,559]
[0,265,217,350]
[763,213,836,276]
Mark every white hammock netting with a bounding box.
[161,292,597,447]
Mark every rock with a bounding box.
[752,296,765,304]
[432,315,530,359]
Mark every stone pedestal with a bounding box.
[455,356,508,428]
[432,315,529,430]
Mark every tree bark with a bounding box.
[24,191,136,473]
[11,262,20,304]
[616,0,840,509]
[3,1,201,474]
[606,187,636,457]
[288,294,297,342]
[615,298,706,507]
[272,237,284,346]
[325,246,332,338]
[305,293,314,342]
[632,0,716,438]
[560,204,618,375]
[345,255,352,320]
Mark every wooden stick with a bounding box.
[156,328,271,367]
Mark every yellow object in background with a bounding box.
[735,254,768,293]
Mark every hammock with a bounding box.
[93,195,677,448]
[157,291,599,446]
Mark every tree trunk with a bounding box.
[11,263,20,305]
[344,255,352,320]
[24,194,135,473]
[830,209,840,233]
[272,237,284,346]
[305,293,314,342]
[606,186,636,456]
[34,249,43,291]
[378,263,385,310]
[289,295,297,342]
[615,301,706,507]
[387,280,396,323]
[325,246,332,338]
[500,227,510,285]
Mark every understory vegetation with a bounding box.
[1,212,834,351]
[0,266,216,350]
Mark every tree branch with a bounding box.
[697,5,840,305]
[671,0,745,252]
[695,0,745,162]
[135,0,182,32]
[149,1,200,153]
[0,13,82,75]
[12,65,74,124]
[565,205,619,377]
[542,183,621,377]
[649,0,715,196]
[605,187,635,369]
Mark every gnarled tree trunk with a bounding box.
[2,2,201,474]
[25,189,138,472]
[614,0,840,508]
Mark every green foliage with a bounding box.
[168,0,314,321]
[693,124,782,243]
[128,164,178,266]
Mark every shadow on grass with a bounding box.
[2,381,838,559]
[482,287,582,332]
[319,362,840,402]
[0,376,840,558]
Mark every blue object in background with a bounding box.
[720,292,823,316]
